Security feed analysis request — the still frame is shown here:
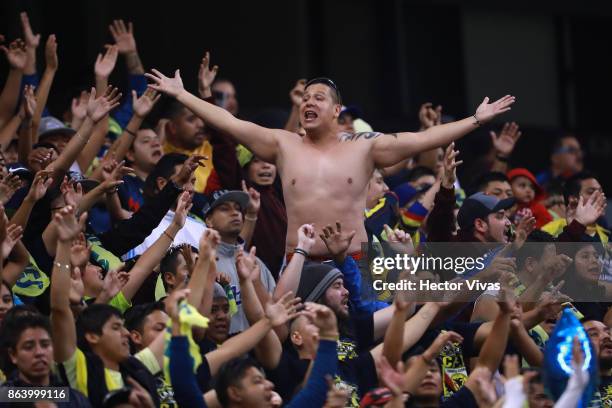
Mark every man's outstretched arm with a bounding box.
[371,95,515,168]
[146,69,284,163]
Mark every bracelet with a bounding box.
[54,262,71,271]
[472,113,481,127]
[294,248,309,258]
[496,154,509,162]
[125,127,136,137]
[245,215,258,221]
[163,230,175,241]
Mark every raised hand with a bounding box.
[0,173,22,204]
[441,142,462,189]
[132,88,161,118]
[236,246,257,281]
[474,95,516,124]
[70,233,91,268]
[94,45,118,79]
[242,180,260,217]
[199,228,221,261]
[512,214,536,249]
[71,90,89,126]
[109,20,137,55]
[145,69,184,98]
[0,205,6,244]
[101,268,130,300]
[301,302,338,336]
[490,122,521,157]
[375,356,405,397]
[322,376,349,408]
[20,84,37,119]
[26,170,53,202]
[423,330,464,361]
[1,39,28,71]
[290,79,307,107]
[198,51,219,98]
[53,205,87,242]
[172,191,193,228]
[165,287,191,322]
[170,154,206,187]
[60,177,83,208]
[419,102,442,130]
[574,190,606,226]
[383,224,414,255]
[44,34,58,71]
[469,367,496,407]
[264,291,302,327]
[20,12,41,50]
[296,224,316,253]
[1,223,23,259]
[319,222,356,261]
[86,86,122,123]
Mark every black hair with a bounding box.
[2,313,51,351]
[124,301,165,333]
[157,98,187,121]
[124,301,166,354]
[470,172,510,195]
[0,305,41,374]
[215,357,263,407]
[160,246,185,291]
[515,230,556,270]
[304,77,342,105]
[143,153,188,199]
[76,304,123,351]
[562,171,598,204]
[407,166,436,183]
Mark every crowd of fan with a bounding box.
[0,11,610,408]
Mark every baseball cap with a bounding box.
[37,116,76,142]
[457,192,515,231]
[202,189,250,217]
[6,163,33,181]
[340,105,362,119]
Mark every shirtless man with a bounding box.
[146,71,515,257]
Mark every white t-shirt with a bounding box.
[122,210,206,259]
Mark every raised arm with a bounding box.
[0,39,27,128]
[50,205,87,363]
[236,246,293,369]
[274,224,315,300]
[99,89,160,172]
[48,86,121,181]
[31,35,58,144]
[146,69,285,163]
[239,181,260,248]
[187,229,218,309]
[372,95,515,168]
[17,85,36,163]
[122,191,192,301]
[205,293,299,376]
[284,79,305,132]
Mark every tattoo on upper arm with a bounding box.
[341,132,397,142]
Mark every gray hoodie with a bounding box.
[216,240,276,334]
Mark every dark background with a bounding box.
[1,0,611,193]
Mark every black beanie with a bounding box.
[296,263,343,303]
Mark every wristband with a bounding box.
[472,113,481,127]
[125,128,136,137]
[163,230,175,241]
[294,248,309,258]
[245,215,258,221]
